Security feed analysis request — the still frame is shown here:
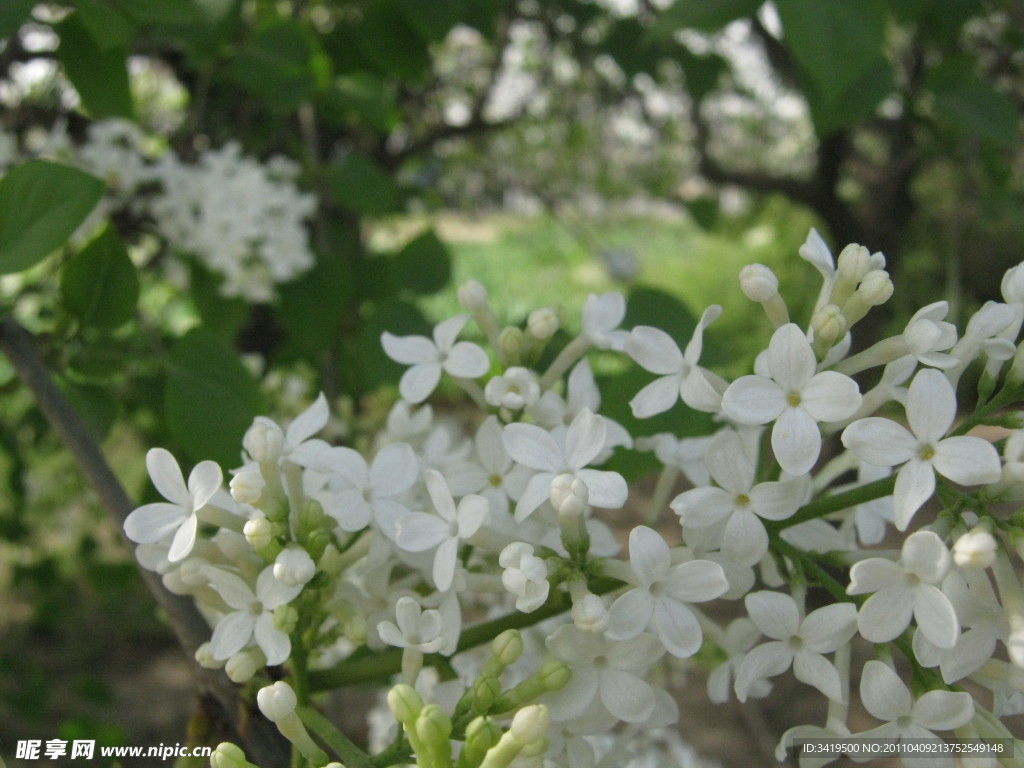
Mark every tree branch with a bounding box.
[0,317,289,767]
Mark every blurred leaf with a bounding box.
[0,0,36,39]
[321,73,399,133]
[72,0,135,50]
[686,197,720,230]
[677,50,728,101]
[656,0,763,33]
[392,230,452,296]
[165,328,262,466]
[803,55,894,136]
[57,14,134,119]
[352,298,431,394]
[927,59,1019,147]
[61,225,139,330]
[0,161,105,275]
[188,263,249,341]
[394,0,465,42]
[326,153,404,215]
[60,380,119,440]
[111,0,203,25]
[225,18,319,113]
[601,18,661,77]
[355,0,432,81]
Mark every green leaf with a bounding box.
[0,161,106,275]
[60,380,119,441]
[776,0,888,133]
[61,225,139,330]
[677,50,728,101]
[225,19,319,113]
[803,56,894,136]
[927,59,1019,147]
[326,153,404,215]
[165,328,262,466]
[394,0,465,42]
[72,0,135,50]
[321,73,399,133]
[355,0,432,81]
[392,230,451,296]
[656,0,763,34]
[351,299,431,395]
[0,0,39,39]
[111,0,203,25]
[57,14,134,119]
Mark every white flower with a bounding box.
[472,416,530,520]
[484,366,540,409]
[377,596,446,653]
[394,469,489,591]
[706,617,769,704]
[544,625,665,723]
[670,430,806,566]
[503,408,628,522]
[606,526,728,658]
[581,292,629,351]
[841,368,1002,530]
[244,392,330,466]
[316,442,418,534]
[381,315,490,403]
[734,591,857,703]
[722,323,862,475]
[857,661,974,762]
[847,530,960,648]
[273,546,316,587]
[625,305,727,416]
[124,448,223,563]
[499,542,550,612]
[203,565,302,665]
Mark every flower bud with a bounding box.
[858,269,894,306]
[388,683,425,724]
[257,681,297,723]
[210,742,257,768]
[498,326,524,365]
[1003,263,1024,304]
[836,243,871,282]
[243,418,284,464]
[463,717,502,764]
[458,279,490,310]
[571,592,608,633]
[509,704,550,746]
[484,367,540,410]
[473,674,502,712]
[739,263,779,302]
[550,474,588,517]
[492,629,524,667]
[273,604,299,634]
[195,642,225,670]
[226,648,267,683]
[416,703,453,745]
[230,471,265,504]
[527,307,559,340]
[538,659,571,692]
[274,545,316,587]
[811,304,846,345]
[954,527,998,570]
[244,517,274,550]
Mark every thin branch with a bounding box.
[0,317,289,767]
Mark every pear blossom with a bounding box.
[606,526,728,657]
[381,315,490,403]
[124,448,223,563]
[394,469,489,591]
[670,430,806,566]
[856,661,974,764]
[847,530,960,648]
[734,592,857,702]
[722,323,862,475]
[841,368,1002,530]
[503,408,628,522]
[625,305,727,416]
[315,442,419,534]
[203,565,302,665]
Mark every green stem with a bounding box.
[952,383,1021,435]
[765,474,896,534]
[298,705,376,768]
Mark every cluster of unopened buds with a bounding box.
[126,229,1024,767]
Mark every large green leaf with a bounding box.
[655,0,763,34]
[72,0,135,50]
[61,225,139,330]
[927,59,1019,147]
[111,0,203,25]
[165,328,262,466]
[803,56,894,136]
[57,14,134,119]
[225,19,320,113]
[0,0,39,39]
[0,161,106,275]
[326,153,404,215]
[355,0,432,81]
[321,73,399,134]
[392,230,451,296]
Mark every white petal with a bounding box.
[209,611,255,660]
[424,468,457,522]
[475,416,509,472]
[147,447,190,506]
[628,525,670,586]
[575,468,627,509]
[911,690,974,731]
[653,599,704,658]
[514,472,553,522]
[671,486,734,527]
[906,368,956,443]
[629,374,681,418]
[395,513,451,551]
[745,591,800,640]
[893,460,935,530]
[204,567,257,610]
[800,371,861,422]
[662,559,728,603]
[901,531,950,583]
[256,566,303,608]
[124,502,185,544]
[771,407,821,476]
[793,649,844,702]
[721,375,785,425]
[599,668,656,723]
[734,641,793,701]
[503,423,563,471]
[841,418,917,466]
[721,509,769,567]
[566,358,600,413]
[859,660,911,721]
[606,589,655,640]
[683,304,722,364]
[188,460,223,510]
[456,494,490,538]
[857,588,913,642]
[704,430,754,494]
[625,326,684,374]
[847,557,904,594]
[767,323,816,390]
[167,513,198,563]
[912,585,960,649]
[433,537,459,591]
[679,368,725,413]
[399,363,442,404]
[747,478,805,521]
[432,314,470,350]
[800,603,858,652]
[322,446,368,488]
[381,331,437,365]
[444,341,490,378]
[285,392,328,447]
[565,408,606,470]
[254,614,291,665]
[932,436,1002,486]
[370,442,419,496]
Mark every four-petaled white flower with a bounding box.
[625,305,727,417]
[722,323,862,476]
[606,526,728,658]
[671,430,806,566]
[734,591,857,703]
[395,469,489,591]
[377,596,446,653]
[125,448,223,563]
[503,408,628,522]
[847,530,960,648]
[203,565,302,665]
[499,542,550,613]
[581,292,629,351]
[381,315,490,403]
[842,368,1002,530]
[316,442,418,534]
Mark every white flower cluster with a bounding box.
[127,231,1024,768]
[9,119,316,301]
